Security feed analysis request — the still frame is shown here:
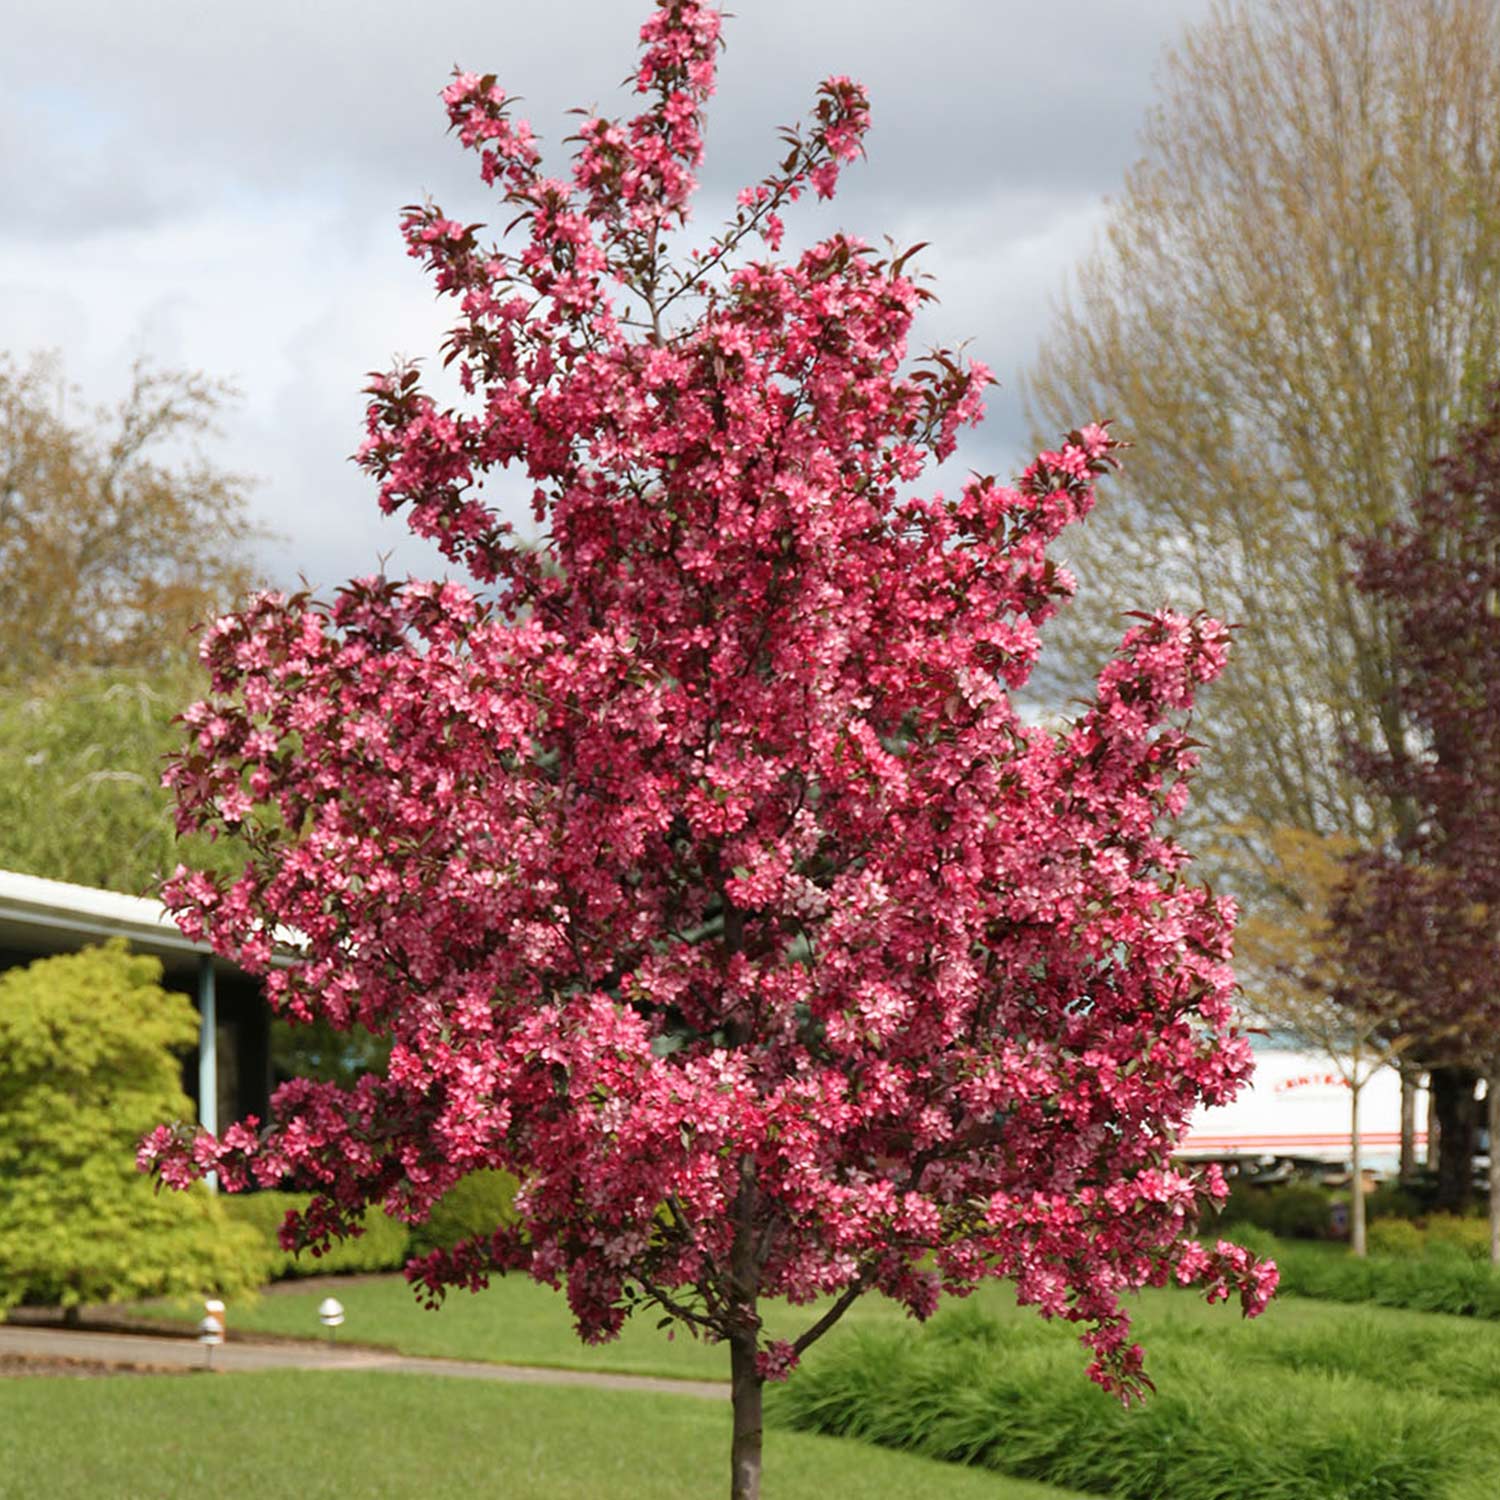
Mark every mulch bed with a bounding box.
[0,1352,188,1379]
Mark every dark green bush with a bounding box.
[406,1170,520,1259]
[1265,1184,1342,1240]
[769,1308,1466,1500]
[1366,1182,1425,1222]
[1215,1182,1340,1240]
[1263,1231,1500,1319]
[220,1192,410,1279]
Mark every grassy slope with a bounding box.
[0,1370,1085,1500]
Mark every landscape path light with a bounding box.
[197,1312,224,1372]
[318,1296,345,1346]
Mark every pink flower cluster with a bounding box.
[145,0,1274,1399]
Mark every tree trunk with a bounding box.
[1430,1065,1481,1212]
[1427,1083,1440,1172]
[1399,1065,1418,1180]
[730,1333,764,1500]
[1488,1070,1500,1266]
[1350,1081,1366,1257]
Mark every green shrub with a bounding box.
[0,943,269,1310]
[1366,1182,1425,1221]
[1424,1215,1492,1260]
[1214,1183,1340,1240]
[769,1308,1466,1500]
[220,1192,410,1279]
[1366,1219,1425,1258]
[1264,1184,1340,1240]
[1262,1230,1500,1319]
[406,1170,520,1259]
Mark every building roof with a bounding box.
[0,867,296,981]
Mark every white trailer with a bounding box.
[1178,1047,1426,1173]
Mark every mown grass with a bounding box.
[131,1271,918,1382]
[0,1369,1085,1500]
[131,1257,1500,1391]
[112,1267,1500,1498]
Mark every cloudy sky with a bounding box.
[3,0,1211,590]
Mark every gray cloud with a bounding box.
[3,0,1212,589]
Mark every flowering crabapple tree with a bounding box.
[142,4,1276,1494]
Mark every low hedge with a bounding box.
[769,1304,1466,1500]
[219,1192,411,1279]
[406,1170,520,1259]
[218,1172,523,1282]
[1234,1225,1500,1318]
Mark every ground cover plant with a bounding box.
[120,1274,1500,1496]
[141,2,1273,1493]
[0,1371,1086,1500]
[769,1299,1500,1500]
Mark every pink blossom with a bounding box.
[144,0,1271,1415]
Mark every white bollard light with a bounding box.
[197,1313,224,1371]
[318,1296,345,1345]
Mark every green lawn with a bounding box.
[101,1271,1500,1499]
[0,1370,1086,1500]
[138,1272,923,1382]
[134,1263,1500,1398]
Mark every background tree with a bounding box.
[0,664,246,893]
[142,5,1275,1497]
[1333,391,1500,1242]
[0,942,267,1312]
[0,352,260,681]
[1234,826,1411,1254]
[1024,0,1500,1165]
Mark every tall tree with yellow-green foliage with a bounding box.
[1025,0,1500,1169]
[0,352,260,682]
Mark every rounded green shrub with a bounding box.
[0,943,269,1309]
[1366,1218,1426,1258]
[219,1191,411,1279]
[406,1170,520,1259]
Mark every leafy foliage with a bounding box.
[0,665,244,895]
[1333,387,1500,1222]
[406,1170,520,1261]
[1236,1228,1500,1319]
[220,1191,410,1278]
[0,352,260,681]
[0,943,266,1309]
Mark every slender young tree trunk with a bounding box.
[1399,1065,1418,1181]
[730,1331,764,1500]
[725,1112,763,1500]
[1488,1070,1500,1267]
[1350,1080,1367,1257]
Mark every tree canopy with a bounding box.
[1333,389,1500,1223]
[142,6,1274,1495]
[1026,0,1500,867]
[0,352,260,681]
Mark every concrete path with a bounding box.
[0,1323,727,1400]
